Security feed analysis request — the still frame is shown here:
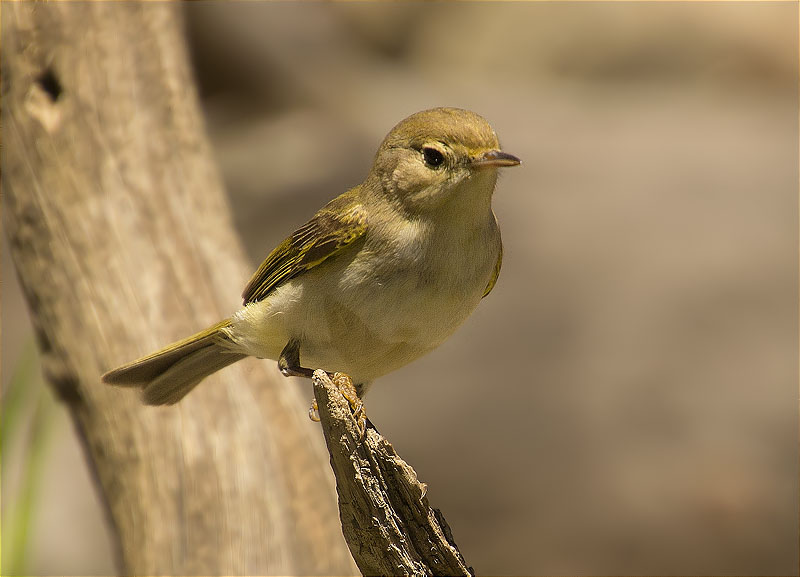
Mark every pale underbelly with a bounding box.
[229,272,484,384]
[302,290,480,383]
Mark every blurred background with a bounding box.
[2,2,797,575]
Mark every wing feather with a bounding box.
[482,239,503,298]
[242,189,367,304]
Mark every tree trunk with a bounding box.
[2,3,356,575]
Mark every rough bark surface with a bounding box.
[2,3,356,575]
[312,371,473,576]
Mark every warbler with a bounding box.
[103,107,520,405]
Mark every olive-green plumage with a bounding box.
[103,107,519,404]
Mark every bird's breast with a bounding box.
[336,210,500,344]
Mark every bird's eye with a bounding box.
[422,147,445,168]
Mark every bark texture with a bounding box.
[313,371,473,576]
[2,3,356,575]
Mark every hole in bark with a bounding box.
[36,67,62,102]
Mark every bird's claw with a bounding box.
[332,372,367,439]
[308,370,367,438]
[308,398,321,422]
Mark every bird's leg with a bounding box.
[278,339,316,379]
[279,341,366,436]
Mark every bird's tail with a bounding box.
[102,318,247,405]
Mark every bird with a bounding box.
[102,107,520,405]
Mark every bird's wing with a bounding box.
[482,238,503,299]
[242,189,368,304]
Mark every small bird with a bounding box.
[103,107,520,405]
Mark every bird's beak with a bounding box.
[470,150,521,169]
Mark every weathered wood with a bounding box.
[313,371,473,576]
[2,3,355,574]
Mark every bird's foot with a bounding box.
[331,372,366,438]
[308,370,367,438]
[308,398,321,422]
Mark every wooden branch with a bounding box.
[312,371,474,576]
[2,3,355,575]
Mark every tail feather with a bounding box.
[102,318,247,405]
